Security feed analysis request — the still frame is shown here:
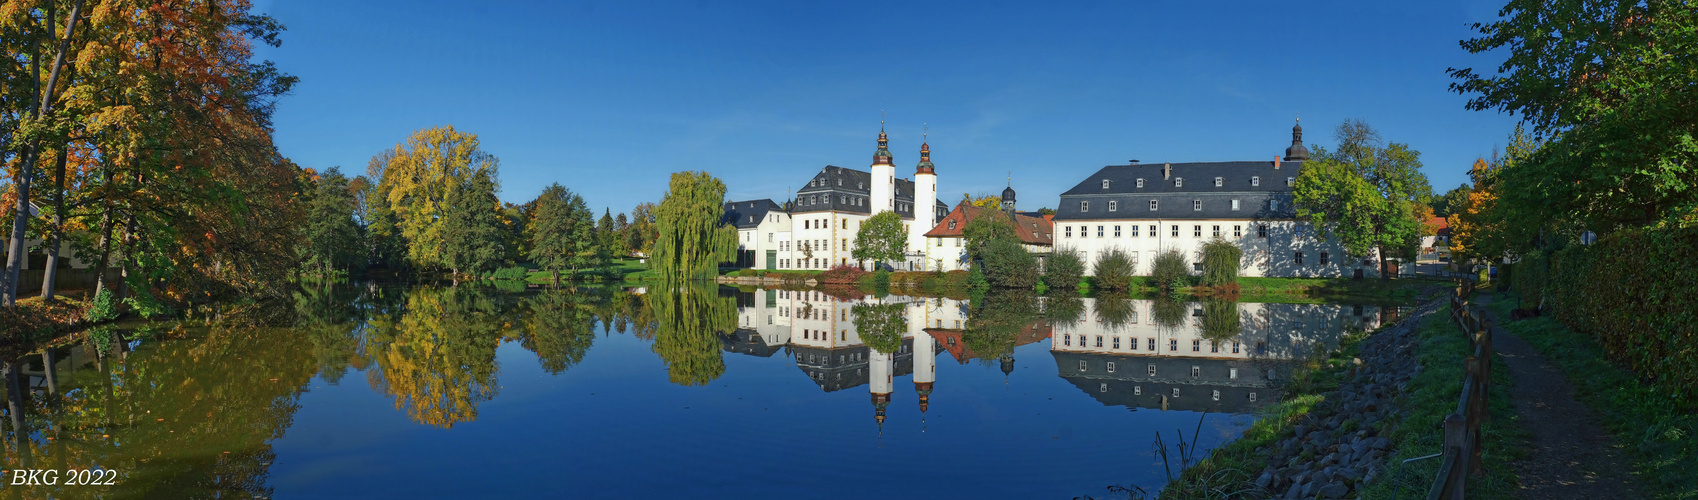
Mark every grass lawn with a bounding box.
[523,258,654,283]
[1485,293,1698,499]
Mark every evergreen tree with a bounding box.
[528,184,593,284]
[302,167,364,276]
[595,209,617,277]
[438,170,504,276]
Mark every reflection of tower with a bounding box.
[914,331,936,416]
[999,353,1015,386]
[870,348,894,430]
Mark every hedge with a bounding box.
[1511,226,1698,408]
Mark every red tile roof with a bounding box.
[923,204,1053,246]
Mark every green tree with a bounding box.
[1432,184,1472,218]
[852,210,907,268]
[1150,249,1191,294]
[978,238,1039,288]
[594,209,618,277]
[647,282,732,386]
[438,170,505,276]
[1091,248,1135,290]
[1293,121,1428,277]
[1045,246,1085,291]
[652,172,736,281]
[1449,0,1697,230]
[1199,237,1243,287]
[961,209,1018,257]
[302,167,364,276]
[852,302,907,354]
[627,202,657,257]
[376,126,501,272]
[527,184,593,284]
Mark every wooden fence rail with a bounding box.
[1428,279,1495,500]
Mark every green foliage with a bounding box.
[853,211,908,266]
[1512,227,1698,407]
[1090,248,1135,290]
[1045,246,1085,291]
[123,281,172,320]
[646,282,733,385]
[491,266,529,281]
[962,208,1018,257]
[818,264,869,284]
[302,167,365,276]
[1451,0,1698,231]
[1199,237,1243,287]
[528,183,595,282]
[376,126,502,272]
[1092,294,1135,330]
[1199,299,1241,340]
[85,288,118,323]
[1149,298,1188,331]
[652,172,737,281]
[1433,184,1471,218]
[1149,250,1191,293]
[1293,121,1429,273]
[438,169,505,275]
[852,302,907,354]
[966,264,989,290]
[978,238,1039,288]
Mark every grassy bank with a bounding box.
[1486,292,1698,499]
[1159,302,1524,499]
[1357,303,1521,500]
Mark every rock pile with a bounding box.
[1253,299,1442,499]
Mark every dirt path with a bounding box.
[1475,294,1643,499]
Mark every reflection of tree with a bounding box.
[621,291,657,340]
[1151,298,1190,332]
[4,322,320,498]
[852,303,907,354]
[521,290,597,374]
[962,289,1045,367]
[364,286,503,429]
[293,281,367,384]
[1200,298,1244,342]
[1093,293,1136,331]
[647,283,733,386]
[1044,294,1086,329]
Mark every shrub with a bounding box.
[817,264,869,284]
[978,238,1039,288]
[1150,250,1191,293]
[870,269,891,289]
[492,266,529,280]
[1091,248,1135,290]
[1200,237,1243,287]
[85,288,118,323]
[1046,246,1085,291]
[967,265,989,290]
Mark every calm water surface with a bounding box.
[0,284,1400,499]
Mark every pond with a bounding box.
[0,284,1402,499]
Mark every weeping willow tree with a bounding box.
[647,282,734,386]
[652,172,737,281]
[1150,298,1190,333]
[1092,294,1136,332]
[1199,298,1243,342]
[853,303,908,354]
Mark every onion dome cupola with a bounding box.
[1001,185,1016,205]
[916,142,935,174]
[873,127,894,166]
[872,393,891,426]
[1284,119,1310,161]
[915,381,934,413]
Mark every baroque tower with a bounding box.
[910,138,938,256]
[870,126,896,214]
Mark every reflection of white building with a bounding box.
[1050,298,1385,412]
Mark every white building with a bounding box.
[1050,122,1382,278]
[920,189,1055,271]
[723,199,791,269]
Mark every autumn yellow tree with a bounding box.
[1448,159,1497,262]
[374,126,501,272]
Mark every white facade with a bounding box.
[1053,219,1379,278]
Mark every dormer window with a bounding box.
[1108,201,1118,212]
[1150,200,1158,211]
[1193,200,1202,211]
[948,220,956,230]
[1175,178,1184,188]
[1136,178,1145,188]
[1214,177,1223,187]
[1286,177,1295,186]
[1270,199,1280,211]
[1080,201,1090,212]
[1102,179,1111,189]
[837,179,843,186]
[1251,176,1260,187]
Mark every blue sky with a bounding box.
[258,0,1520,216]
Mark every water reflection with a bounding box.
[0,283,1392,497]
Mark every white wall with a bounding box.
[1049,219,1378,278]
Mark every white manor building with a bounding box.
[1051,122,1382,278]
[726,128,950,271]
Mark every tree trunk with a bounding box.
[116,213,137,304]
[1378,245,1391,280]
[40,145,69,301]
[92,200,115,296]
[3,0,84,308]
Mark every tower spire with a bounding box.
[1284,116,1311,161]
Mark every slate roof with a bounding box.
[1050,351,1275,413]
[1054,161,1304,221]
[923,204,1054,246]
[791,339,914,392]
[791,165,950,224]
[721,199,784,229]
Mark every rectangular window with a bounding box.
[1287,177,1295,186]
[1112,337,1121,349]
[1176,178,1184,187]
[1170,339,1178,351]
[1214,177,1223,187]
[1231,199,1240,211]
[1295,252,1305,265]
[1171,225,1179,237]
[1107,361,1116,372]
[1148,338,1156,351]
[1193,200,1202,211]
[1095,336,1103,348]
[1270,199,1280,211]
[1097,226,1104,238]
[1108,200,1118,212]
[1258,225,1268,238]
[1081,201,1089,212]
[1065,226,1072,238]
[1193,225,1202,237]
[1064,334,1071,346]
[1210,341,1219,353]
[1130,225,1140,237]
[1079,360,1087,371]
[1232,341,1240,353]
[1148,364,1157,376]
[1114,226,1121,237]
[1233,225,1241,237]
[1102,179,1111,189]
[1320,252,1330,265]
[1150,200,1159,211]
[1191,365,1200,377]
[1149,225,1157,237]
[1252,176,1260,187]
[1213,225,1221,237]
[1136,178,1145,188]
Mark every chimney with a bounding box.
[1163,162,1171,180]
[1274,155,1282,170]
